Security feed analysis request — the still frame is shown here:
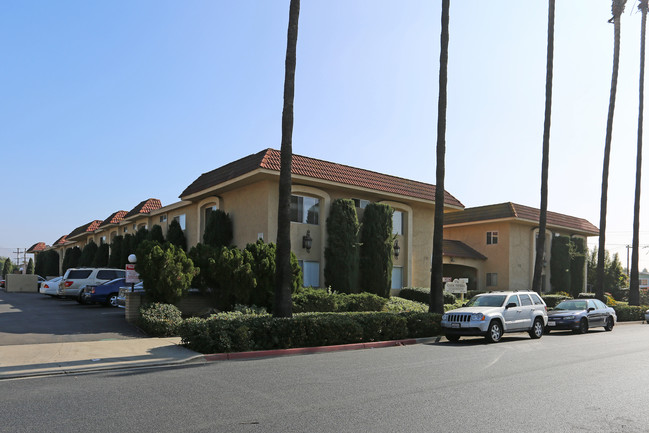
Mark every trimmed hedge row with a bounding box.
[292,288,388,313]
[138,303,183,337]
[399,287,457,304]
[178,311,442,354]
[612,305,648,322]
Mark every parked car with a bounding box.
[546,298,616,334]
[80,278,127,307]
[58,268,126,301]
[40,276,63,297]
[116,282,144,308]
[36,275,46,289]
[441,291,548,343]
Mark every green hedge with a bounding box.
[541,294,571,308]
[292,288,388,313]
[612,305,648,322]
[399,287,456,304]
[138,303,183,337]
[178,311,442,354]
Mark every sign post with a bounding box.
[444,278,468,300]
[126,254,139,292]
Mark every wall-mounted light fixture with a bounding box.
[303,230,313,253]
[393,239,400,258]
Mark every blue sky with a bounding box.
[1,1,648,271]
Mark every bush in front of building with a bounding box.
[167,219,187,252]
[109,235,123,268]
[359,203,394,298]
[62,246,81,273]
[324,198,360,294]
[138,303,183,337]
[78,241,98,267]
[93,243,109,267]
[203,209,233,248]
[148,224,166,244]
[178,311,441,354]
[541,293,572,308]
[291,287,387,313]
[612,304,648,322]
[384,297,428,313]
[399,287,456,305]
[136,241,198,305]
[35,249,59,277]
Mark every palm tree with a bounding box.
[430,0,450,314]
[596,0,627,301]
[532,0,556,294]
[630,0,648,306]
[275,0,300,318]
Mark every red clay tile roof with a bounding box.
[67,220,103,239]
[124,199,162,219]
[53,235,67,245]
[444,202,599,235]
[26,242,47,253]
[98,210,128,228]
[180,149,464,208]
[443,240,487,260]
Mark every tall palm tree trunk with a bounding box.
[630,0,647,306]
[532,0,555,294]
[596,0,627,301]
[430,0,450,314]
[275,0,300,318]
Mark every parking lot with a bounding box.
[0,290,143,346]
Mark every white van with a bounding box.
[58,268,126,301]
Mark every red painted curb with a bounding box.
[203,338,423,362]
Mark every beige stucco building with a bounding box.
[443,202,599,293]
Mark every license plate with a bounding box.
[451,323,460,329]
[548,321,556,326]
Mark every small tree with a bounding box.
[324,199,360,293]
[26,258,34,274]
[203,209,233,248]
[79,241,98,267]
[136,241,197,304]
[206,247,255,310]
[148,224,165,244]
[62,246,81,272]
[2,258,11,278]
[93,243,110,267]
[167,219,187,252]
[359,203,394,298]
[109,236,123,268]
[120,234,136,269]
[550,236,571,292]
[35,254,44,276]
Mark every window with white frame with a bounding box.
[486,272,498,287]
[392,211,403,235]
[298,260,320,287]
[100,236,106,245]
[290,195,319,225]
[353,198,370,209]
[391,267,403,290]
[159,215,167,223]
[487,231,498,245]
[174,214,186,230]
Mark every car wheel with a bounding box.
[485,320,503,343]
[577,318,589,334]
[107,293,119,308]
[76,293,85,305]
[529,317,544,339]
[604,316,614,332]
[446,334,460,342]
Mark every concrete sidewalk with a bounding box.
[0,337,203,380]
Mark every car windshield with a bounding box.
[553,300,588,311]
[465,295,507,308]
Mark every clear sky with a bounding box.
[1,1,648,272]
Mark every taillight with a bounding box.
[64,281,73,287]
[43,284,49,289]
[91,288,96,294]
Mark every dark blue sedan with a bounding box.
[80,278,127,307]
[546,298,616,334]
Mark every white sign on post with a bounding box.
[125,264,140,284]
[444,279,467,294]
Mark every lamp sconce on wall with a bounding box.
[393,239,400,258]
[303,230,313,253]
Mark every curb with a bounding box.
[203,336,441,362]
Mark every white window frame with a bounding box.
[290,195,320,225]
[487,231,498,245]
[174,214,187,230]
[392,211,403,235]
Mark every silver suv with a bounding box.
[441,291,548,343]
[58,268,126,301]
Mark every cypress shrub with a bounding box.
[148,224,165,244]
[26,258,34,274]
[35,254,44,276]
[2,258,11,278]
[550,236,571,292]
[167,219,187,251]
[569,237,586,297]
[109,235,123,268]
[45,250,60,276]
[324,198,360,293]
[62,246,81,272]
[136,241,197,304]
[134,226,149,251]
[203,209,233,248]
[93,243,110,267]
[359,203,394,298]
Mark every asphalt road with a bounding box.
[2,322,648,432]
[0,290,143,345]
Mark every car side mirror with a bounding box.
[587,307,595,312]
[506,302,516,309]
